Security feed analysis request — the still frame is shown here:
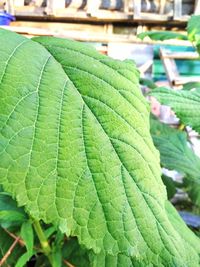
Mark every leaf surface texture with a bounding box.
[0,30,199,266]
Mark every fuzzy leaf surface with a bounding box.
[0,29,199,266]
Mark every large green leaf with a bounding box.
[0,29,199,266]
[150,87,200,133]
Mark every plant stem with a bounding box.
[33,220,53,265]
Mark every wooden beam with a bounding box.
[163,51,199,60]
[160,48,180,86]
[160,48,200,86]
[174,77,200,86]
[174,0,182,20]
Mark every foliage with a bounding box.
[0,28,200,266]
[150,87,200,132]
[137,31,188,41]
[0,227,26,266]
[161,175,177,199]
[144,15,200,211]
[139,78,157,89]
[182,81,200,91]
[187,15,200,53]
[150,116,200,206]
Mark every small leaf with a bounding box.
[15,221,34,267]
[52,248,62,267]
[52,230,64,267]
[16,251,35,267]
[182,82,200,91]
[184,178,200,207]
[62,238,89,267]
[44,225,57,239]
[138,31,188,41]
[0,193,27,228]
[187,15,200,43]
[161,175,177,199]
[187,15,200,54]
[21,221,34,255]
[140,78,157,90]
[0,210,27,228]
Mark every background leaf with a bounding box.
[138,31,188,41]
[139,78,157,90]
[0,192,27,228]
[182,82,200,91]
[15,221,34,267]
[161,175,177,199]
[187,15,200,43]
[62,238,89,267]
[150,116,200,206]
[187,15,200,54]
[150,87,200,133]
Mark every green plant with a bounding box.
[0,28,200,266]
[138,15,200,211]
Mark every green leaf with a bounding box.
[16,221,34,267]
[150,87,200,133]
[182,82,200,91]
[187,15,200,43]
[52,230,64,267]
[161,175,177,200]
[62,238,90,267]
[150,117,200,206]
[137,31,188,41]
[139,78,157,90]
[187,15,200,54]
[150,116,200,177]
[0,193,27,228]
[44,225,57,239]
[0,29,199,266]
[0,210,26,228]
[184,178,200,207]
[21,221,34,255]
[16,251,35,267]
